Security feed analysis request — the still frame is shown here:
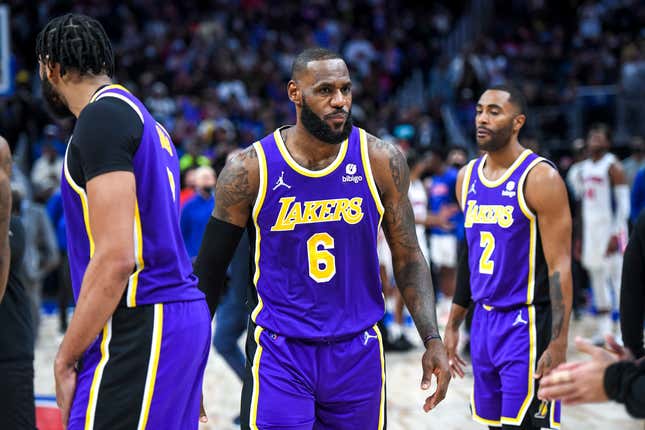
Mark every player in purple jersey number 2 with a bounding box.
[445,86,572,429]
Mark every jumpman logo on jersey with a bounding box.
[512,310,528,326]
[272,171,292,190]
[468,180,477,195]
[363,330,378,345]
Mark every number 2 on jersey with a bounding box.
[479,231,495,274]
[307,232,336,283]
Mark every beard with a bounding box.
[41,76,73,119]
[477,122,514,152]
[300,97,353,145]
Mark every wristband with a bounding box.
[423,334,442,346]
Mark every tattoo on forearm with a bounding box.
[549,271,564,340]
[370,134,418,253]
[213,147,257,223]
[395,258,439,339]
[389,150,403,189]
[382,200,418,253]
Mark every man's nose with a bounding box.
[330,90,347,108]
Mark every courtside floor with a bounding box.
[34,313,642,430]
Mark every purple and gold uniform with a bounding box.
[62,85,210,430]
[241,126,386,429]
[461,149,561,429]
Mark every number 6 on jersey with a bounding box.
[479,231,495,274]
[307,232,336,283]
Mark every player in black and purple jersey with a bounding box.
[37,14,210,429]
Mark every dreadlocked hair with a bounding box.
[36,13,114,78]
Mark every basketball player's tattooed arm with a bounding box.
[195,146,259,318]
[368,133,451,411]
[212,146,259,226]
[525,163,573,379]
[0,137,11,302]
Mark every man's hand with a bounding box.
[199,394,208,423]
[443,326,466,378]
[604,334,635,361]
[538,336,619,404]
[427,204,459,230]
[421,338,451,412]
[54,356,77,429]
[535,340,567,379]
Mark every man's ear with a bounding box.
[44,61,62,84]
[287,80,301,106]
[513,114,526,134]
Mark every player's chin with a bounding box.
[476,136,490,147]
[476,138,498,152]
[326,117,347,129]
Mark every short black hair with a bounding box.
[588,122,611,141]
[486,84,527,115]
[291,47,343,80]
[36,13,114,78]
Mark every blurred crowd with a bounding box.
[0,0,466,335]
[440,0,645,145]
[3,0,466,173]
[0,0,643,345]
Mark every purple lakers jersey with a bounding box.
[249,126,384,339]
[61,85,202,306]
[461,150,550,309]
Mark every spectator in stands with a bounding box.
[46,190,71,334]
[447,146,468,169]
[32,123,66,161]
[30,142,62,200]
[11,184,59,338]
[180,140,211,173]
[425,146,461,311]
[622,136,645,188]
[180,166,216,259]
[180,167,198,208]
[620,44,645,137]
[145,82,176,129]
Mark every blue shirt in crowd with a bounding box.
[180,193,215,259]
[631,167,645,224]
[429,166,464,239]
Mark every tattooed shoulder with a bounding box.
[366,132,409,194]
[213,145,259,224]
